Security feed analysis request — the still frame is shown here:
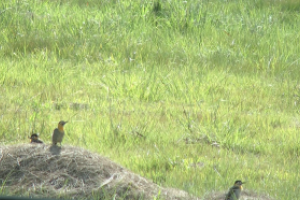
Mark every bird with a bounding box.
[52,120,68,146]
[225,180,245,200]
[29,133,43,144]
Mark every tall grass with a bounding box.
[1,0,300,199]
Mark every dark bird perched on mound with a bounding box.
[29,133,43,144]
[52,120,67,146]
[225,180,245,200]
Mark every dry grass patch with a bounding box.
[0,144,196,200]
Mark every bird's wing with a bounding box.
[52,129,59,140]
[225,187,238,200]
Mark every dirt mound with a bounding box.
[0,144,196,200]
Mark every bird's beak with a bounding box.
[241,185,243,190]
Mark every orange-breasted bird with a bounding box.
[29,133,43,144]
[225,180,245,200]
[52,121,67,146]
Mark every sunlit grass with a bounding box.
[1,0,300,199]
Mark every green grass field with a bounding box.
[1,0,300,199]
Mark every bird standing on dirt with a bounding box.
[29,133,43,144]
[225,180,245,200]
[52,120,68,146]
